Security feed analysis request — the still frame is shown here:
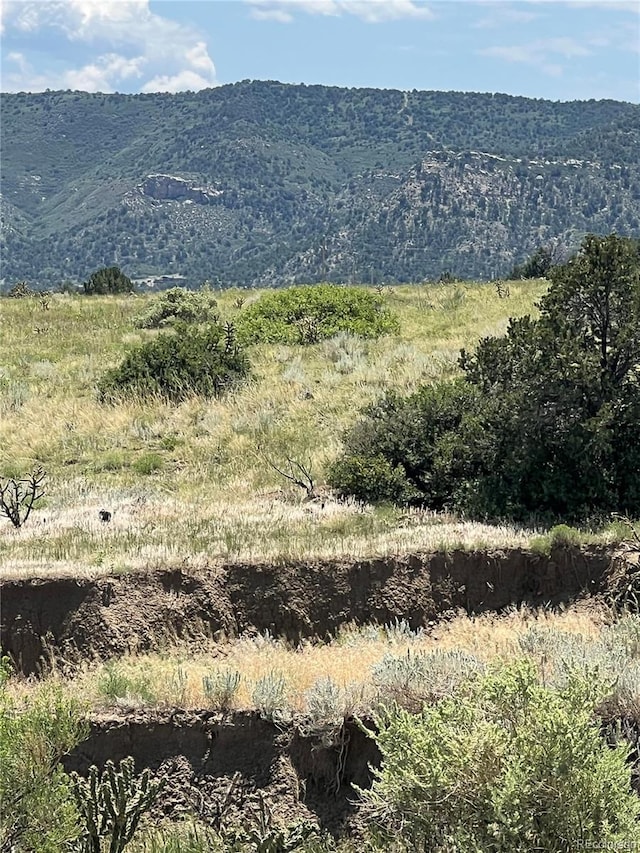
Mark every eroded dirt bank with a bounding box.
[63,710,379,835]
[2,547,612,674]
[62,709,640,836]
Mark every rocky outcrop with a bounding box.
[140,174,221,204]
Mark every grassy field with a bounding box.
[0,278,611,579]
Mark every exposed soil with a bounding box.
[5,546,640,840]
[62,708,640,836]
[63,710,380,835]
[1,547,613,675]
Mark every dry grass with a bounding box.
[0,279,571,578]
[9,604,621,717]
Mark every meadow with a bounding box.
[0,279,563,579]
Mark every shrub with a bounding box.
[328,454,415,505]
[372,649,484,709]
[83,265,134,295]
[0,678,88,852]
[98,323,249,403]
[0,465,46,528]
[251,670,289,719]
[235,284,399,346]
[202,669,242,710]
[134,287,219,329]
[331,234,640,521]
[359,660,639,851]
[328,380,486,509]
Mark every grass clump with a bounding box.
[132,452,164,475]
[202,669,242,711]
[530,524,585,555]
[97,323,249,403]
[236,284,399,345]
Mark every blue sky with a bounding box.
[1,1,638,102]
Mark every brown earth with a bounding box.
[7,546,640,841]
[62,708,640,837]
[63,710,379,836]
[1,547,613,675]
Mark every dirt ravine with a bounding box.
[63,710,379,834]
[1,547,611,675]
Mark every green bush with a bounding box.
[236,284,399,346]
[328,454,415,505]
[331,234,640,521]
[98,323,249,403]
[328,381,486,509]
[0,671,88,852]
[134,287,219,329]
[83,265,134,295]
[359,659,639,851]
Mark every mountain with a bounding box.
[1,81,639,287]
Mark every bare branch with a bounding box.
[0,466,46,528]
[259,453,316,498]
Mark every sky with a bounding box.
[0,1,639,102]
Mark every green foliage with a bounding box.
[235,285,399,346]
[332,234,640,521]
[202,669,242,710]
[327,454,415,505]
[71,756,164,853]
[0,681,88,852]
[359,660,639,851]
[134,287,219,329]
[83,266,134,295]
[98,323,249,403]
[328,381,486,511]
[132,452,164,475]
[4,86,640,286]
[530,524,584,555]
[97,662,157,705]
[508,244,559,279]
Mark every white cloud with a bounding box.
[479,34,593,76]
[247,0,434,23]
[473,5,540,29]
[0,0,218,92]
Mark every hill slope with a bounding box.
[1,82,639,286]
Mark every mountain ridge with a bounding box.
[1,81,639,286]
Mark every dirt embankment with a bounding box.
[1,547,611,675]
[61,708,640,834]
[63,710,378,834]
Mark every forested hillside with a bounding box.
[1,81,639,286]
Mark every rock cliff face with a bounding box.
[141,174,221,205]
[2,84,639,285]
